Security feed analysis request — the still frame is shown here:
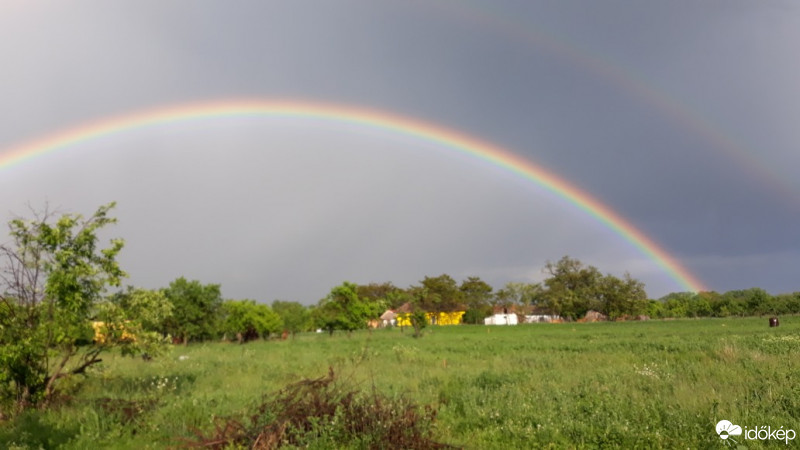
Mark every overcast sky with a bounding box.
[0,1,798,303]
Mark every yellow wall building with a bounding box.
[396,311,465,327]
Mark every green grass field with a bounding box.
[2,317,799,449]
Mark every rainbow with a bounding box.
[0,99,706,292]
[443,3,799,205]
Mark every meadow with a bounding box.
[2,317,799,449]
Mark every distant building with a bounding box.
[484,313,518,325]
[393,302,465,326]
[484,305,561,325]
[379,310,397,327]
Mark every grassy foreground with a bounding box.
[1,317,799,449]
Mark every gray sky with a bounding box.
[0,1,798,303]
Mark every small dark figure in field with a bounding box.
[769,317,780,327]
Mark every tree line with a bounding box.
[651,289,800,319]
[139,255,800,343]
[1,203,798,410]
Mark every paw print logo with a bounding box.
[716,420,742,445]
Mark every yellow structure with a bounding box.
[396,311,465,327]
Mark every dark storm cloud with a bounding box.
[0,1,797,299]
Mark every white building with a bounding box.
[484,313,518,325]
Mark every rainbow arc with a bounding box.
[0,99,706,292]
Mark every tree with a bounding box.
[458,276,493,324]
[314,282,379,335]
[354,282,396,316]
[220,300,282,342]
[743,288,773,316]
[646,299,666,318]
[598,273,647,320]
[542,256,603,320]
[417,274,463,317]
[710,291,740,317]
[409,309,428,338]
[689,291,716,317]
[773,292,800,315]
[461,308,486,325]
[494,282,541,312]
[357,282,400,306]
[459,276,493,309]
[659,292,694,318]
[108,287,173,334]
[161,278,223,343]
[718,290,750,317]
[0,203,127,408]
[99,287,174,356]
[271,300,311,335]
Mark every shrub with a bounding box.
[182,367,453,449]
